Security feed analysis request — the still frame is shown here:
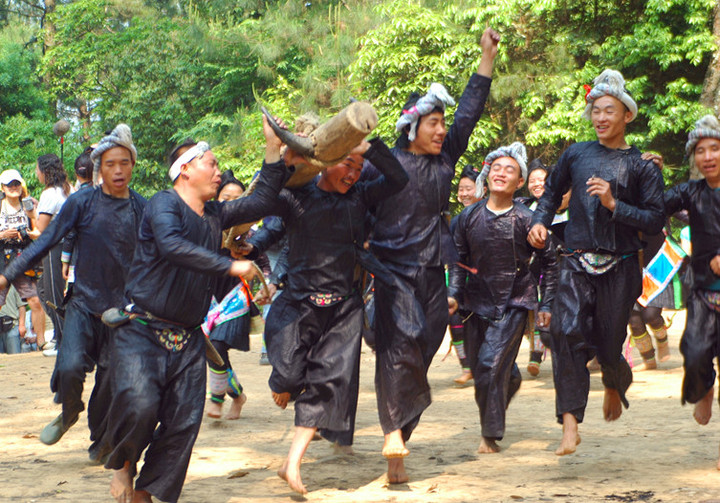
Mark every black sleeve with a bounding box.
[532,148,572,228]
[270,243,289,287]
[359,138,409,206]
[245,199,291,258]
[61,229,77,263]
[537,239,558,313]
[220,160,292,229]
[611,159,665,235]
[443,74,492,167]
[3,195,82,282]
[664,183,689,216]
[148,197,232,276]
[447,210,470,302]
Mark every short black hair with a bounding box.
[459,164,479,182]
[74,147,94,180]
[168,138,197,167]
[217,169,246,198]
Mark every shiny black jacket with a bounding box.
[125,160,291,327]
[664,180,720,291]
[532,141,665,254]
[448,200,558,320]
[249,138,408,300]
[361,74,492,267]
[4,187,146,315]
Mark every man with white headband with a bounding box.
[0,124,147,461]
[448,142,558,455]
[528,69,665,456]
[664,114,720,470]
[361,26,499,484]
[104,116,292,503]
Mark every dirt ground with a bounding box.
[2,309,720,503]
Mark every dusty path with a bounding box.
[2,310,719,502]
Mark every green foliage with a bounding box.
[0,32,46,120]
[0,114,82,197]
[0,0,716,199]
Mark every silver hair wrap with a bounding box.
[582,69,638,122]
[90,124,137,181]
[396,83,456,142]
[686,114,720,167]
[476,142,528,199]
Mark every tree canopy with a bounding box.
[0,0,716,204]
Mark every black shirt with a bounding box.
[532,141,665,254]
[4,187,146,315]
[361,73,492,267]
[250,138,408,300]
[126,160,290,327]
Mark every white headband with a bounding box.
[169,141,211,181]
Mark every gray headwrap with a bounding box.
[686,115,720,169]
[90,124,137,179]
[582,69,638,122]
[395,83,455,142]
[476,142,528,199]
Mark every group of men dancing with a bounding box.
[3,26,720,502]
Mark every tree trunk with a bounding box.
[43,0,55,54]
[695,0,720,179]
[77,101,91,142]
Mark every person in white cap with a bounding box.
[528,69,665,455]
[103,115,291,503]
[664,114,720,470]
[448,142,558,454]
[0,169,45,351]
[0,124,147,462]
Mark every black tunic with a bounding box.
[258,138,408,300]
[448,201,558,319]
[532,141,665,253]
[126,160,290,327]
[258,138,407,435]
[3,187,146,315]
[664,180,720,291]
[362,73,492,266]
[365,73,493,439]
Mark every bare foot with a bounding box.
[332,442,354,455]
[527,361,540,377]
[226,393,247,420]
[477,437,500,454]
[656,339,671,362]
[555,413,581,456]
[110,461,134,503]
[206,400,222,419]
[633,359,657,372]
[453,371,473,386]
[278,460,307,495]
[272,391,290,410]
[717,443,720,471]
[382,430,409,458]
[603,388,623,421]
[586,357,600,372]
[694,387,714,425]
[387,457,408,484]
[132,490,152,503]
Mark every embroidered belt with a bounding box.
[308,292,348,307]
[577,252,620,275]
[563,249,634,276]
[700,290,720,313]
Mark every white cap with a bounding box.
[0,169,24,186]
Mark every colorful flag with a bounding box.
[637,238,687,307]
